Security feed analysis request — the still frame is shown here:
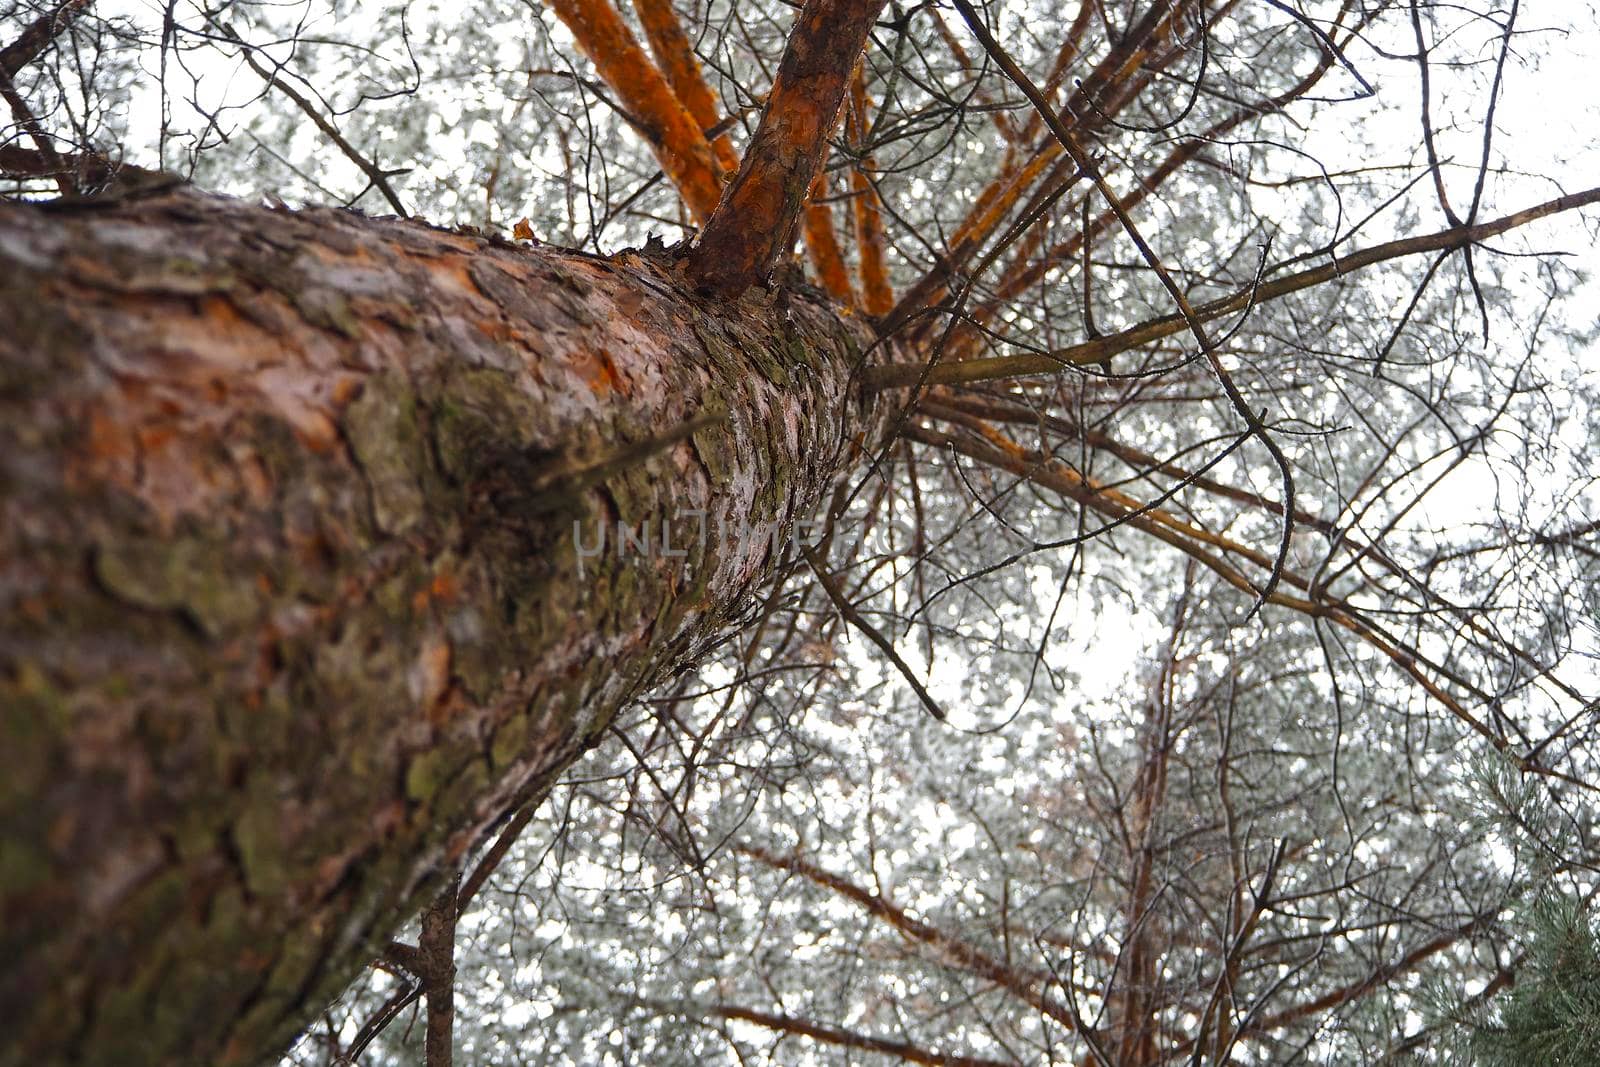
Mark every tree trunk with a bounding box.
[0,188,885,1065]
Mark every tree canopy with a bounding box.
[3,0,1599,1064]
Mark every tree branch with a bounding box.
[632,0,739,174]
[868,184,1600,390]
[221,24,410,216]
[644,996,1019,1067]
[801,542,944,720]
[545,0,724,220]
[847,63,894,315]
[685,0,888,295]
[0,0,89,81]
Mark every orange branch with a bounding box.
[686,0,888,296]
[1024,0,1098,139]
[888,0,1200,332]
[901,417,1599,790]
[631,0,739,175]
[848,66,895,314]
[883,150,1070,332]
[948,8,1371,357]
[545,0,724,220]
[927,5,1021,143]
[801,169,857,304]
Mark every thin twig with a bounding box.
[221,24,409,216]
[800,542,945,720]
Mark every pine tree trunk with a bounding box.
[0,188,885,1065]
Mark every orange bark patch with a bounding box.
[198,294,249,331]
[475,317,515,343]
[288,407,340,453]
[136,424,178,453]
[84,408,133,465]
[411,569,461,615]
[430,569,460,603]
[414,633,453,722]
[588,346,624,393]
[329,374,363,408]
[236,453,273,505]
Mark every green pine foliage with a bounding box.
[1449,894,1600,1067]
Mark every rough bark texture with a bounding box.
[685,0,889,296]
[0,188,883,1065]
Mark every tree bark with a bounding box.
[0,188,885,1065]
[685,0,889,296]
